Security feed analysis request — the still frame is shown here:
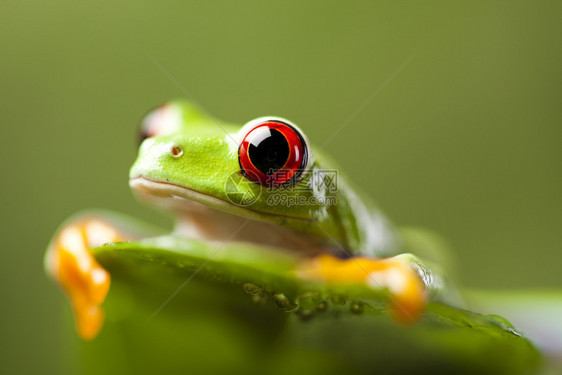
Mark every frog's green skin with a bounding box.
[130,99,400,259]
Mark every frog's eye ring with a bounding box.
[238,119,309,186]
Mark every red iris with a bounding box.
[239,120,308,186]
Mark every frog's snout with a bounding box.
[130,139,186,180]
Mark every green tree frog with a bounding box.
[45,99,446,340]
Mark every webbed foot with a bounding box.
[298,254,428,322]
[45,218,124,339]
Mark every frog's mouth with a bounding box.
[129,176,326,257]
[129,176,313,223]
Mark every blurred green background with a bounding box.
[1,1,560,373]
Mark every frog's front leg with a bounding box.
[44,211,159,339]
[297,253,430,322]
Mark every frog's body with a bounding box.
[45,99,443,340]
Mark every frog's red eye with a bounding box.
[138,104,179,146]
[239,120,308,186]
[139,107,162,146]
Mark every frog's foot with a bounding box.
[45,219,125,340]
[297,254,428,322]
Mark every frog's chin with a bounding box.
[129,176,326,257]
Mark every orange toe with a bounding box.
[46,221,118,340]
[298,254,427,322]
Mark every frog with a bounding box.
[44,99,448,341]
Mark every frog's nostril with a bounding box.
[170,145,184,158]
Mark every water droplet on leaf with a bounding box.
[330,294,347,306]
[273,293,298,312]
[297,291,322,310]
[350,302,364,314]
[243,283,264,296]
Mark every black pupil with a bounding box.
[248,128,290,175]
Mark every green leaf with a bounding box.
[65,237,543,375]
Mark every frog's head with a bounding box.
[129,100,347,250]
